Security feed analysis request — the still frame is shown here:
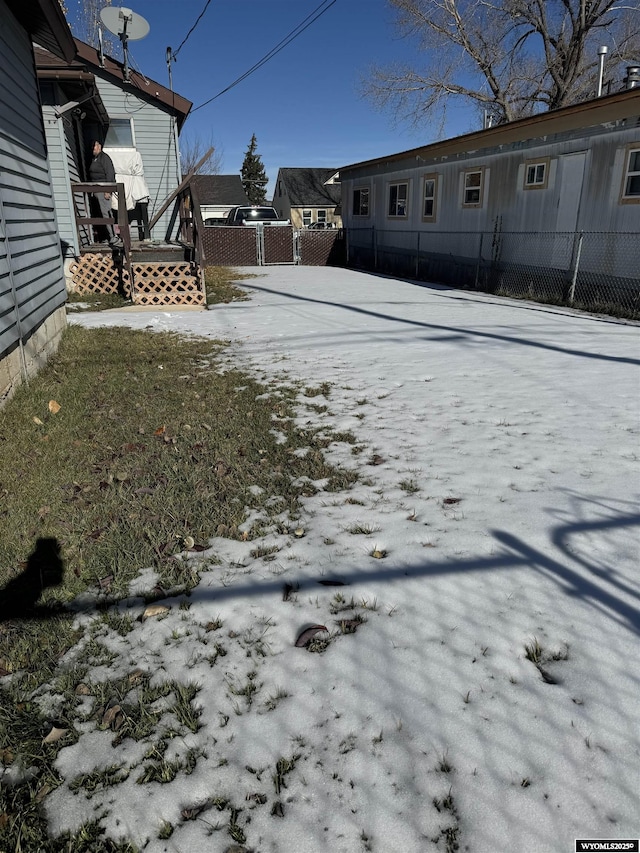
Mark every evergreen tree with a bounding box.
[240,134,268,204]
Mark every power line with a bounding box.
[172,0,215,60]
[191,0,338,114]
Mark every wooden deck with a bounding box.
[70,242,205,307]
[70,181,206,307]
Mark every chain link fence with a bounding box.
[347,228,640,319]
[202,227,346,268]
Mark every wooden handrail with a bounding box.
[147,147,215,232]
[71,182,133,288]
[71,182,131,249]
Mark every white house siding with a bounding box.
[0,1,66,401]
[343,108,640,281]
[201,205,234,222]
[93,77,181,240]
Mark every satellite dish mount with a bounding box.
[100,6,150,82]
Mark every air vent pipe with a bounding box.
[623,66,640,90]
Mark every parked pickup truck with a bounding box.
[224,206,290,226]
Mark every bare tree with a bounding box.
[67,0,119,56]
[179,134,223,177]
[363,1,640,128]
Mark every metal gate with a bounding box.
[201,225,345,267]
[257,224,295,265]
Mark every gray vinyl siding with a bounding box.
[42,102,89,257]
[94,77,181,239]
[0,1,66,360]
[343,113,640,236]
[43,105,78,256]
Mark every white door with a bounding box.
[553,152,586,267]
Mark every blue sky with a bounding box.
[67,0,477,196]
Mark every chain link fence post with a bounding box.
[475,233,484,290]
[569,230,584,306]
[373,227,378,271]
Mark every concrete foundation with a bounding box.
[0,305,67,407]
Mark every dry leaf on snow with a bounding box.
[128,669,145,685]
[101,703,124,730]
[295,625,329,647]
[141,604,170,621]
[43,724,67,744]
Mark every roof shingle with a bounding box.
[277,168,341,207]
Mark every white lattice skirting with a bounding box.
[69,255,205,306]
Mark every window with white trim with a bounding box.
[622,146,640,200]
[353,187,369,216]
[303,209,312,226]
[524,159,548,189]
[422,174,437,220]
[388,182,408,217]
[463,169,484,206]
[105,118,135,147]
[317,209,327,223]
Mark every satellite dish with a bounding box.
[100,6,150,80]
[100,6,150,40]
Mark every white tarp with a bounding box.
[104,148,150,211]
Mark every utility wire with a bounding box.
[172,0,215,60]
[191,0,338,114]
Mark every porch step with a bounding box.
[130,242,187,263]
[131,262,205,307]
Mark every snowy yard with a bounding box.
[55,267,639,852]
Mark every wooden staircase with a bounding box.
[69,180,207,308]
[69,242,206,307]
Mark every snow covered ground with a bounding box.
[53,267,638,852]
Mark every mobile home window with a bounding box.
[105,118,135,147]
[353,187,369,216]
[422,174,437,220]
[463,169,484,206]
[388,182,408,217]
[524,159,548,189]
[622,147,640,199]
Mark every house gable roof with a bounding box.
[35,37,192,129]
[341,88,640,178]
[8,0,75,61]
[277,168,341,207]
[190,175,250,206]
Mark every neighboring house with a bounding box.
[190,175,249,224]
[340,87,640,286]
[272,168,342,228]
[1,0,75,405]
[35,38,191,259]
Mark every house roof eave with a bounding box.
[340,89,640,178]
[73,38,192,129]
[8,0,76,62]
